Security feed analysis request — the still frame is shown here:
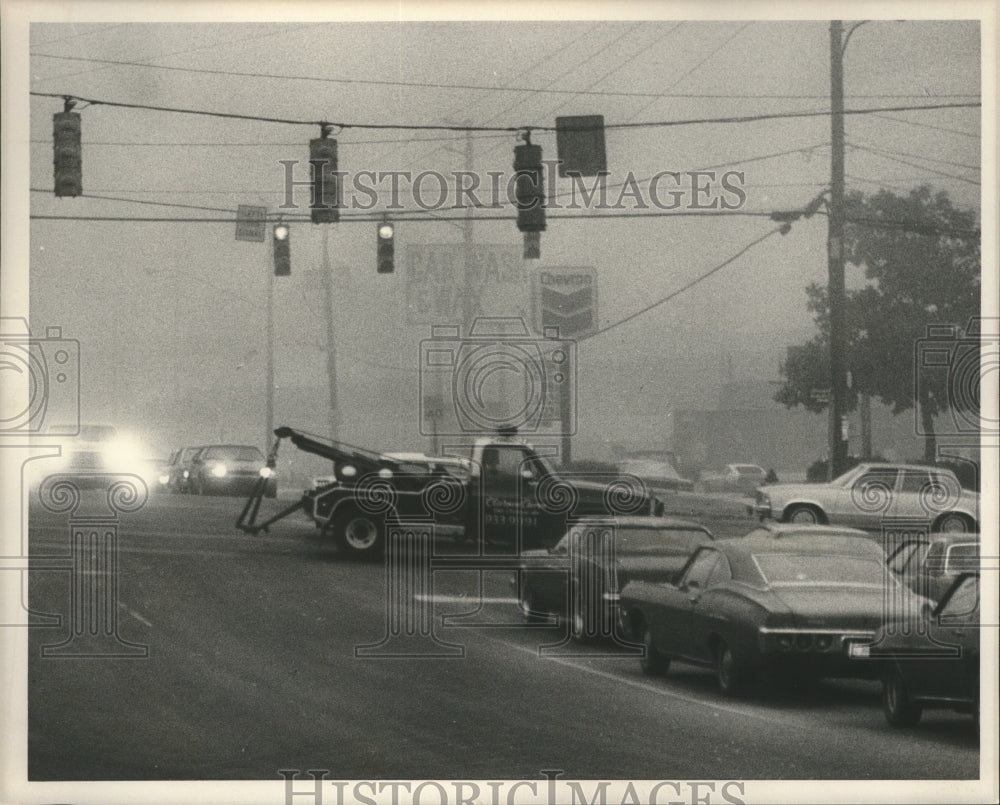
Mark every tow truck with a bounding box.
[236,426,664,557]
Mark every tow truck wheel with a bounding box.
[332,509,385,557]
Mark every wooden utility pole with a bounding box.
[828,20,850,479]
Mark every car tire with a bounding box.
[716,639,752,697]
[639,625,669,676]
[932,512,974,534]
[784,504,824,525]
[882,666,923,727]
[332,508,385,558]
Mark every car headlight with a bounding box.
[158,473,170,485]
[340,464,357,479]
[210,462,228,478]
[259,466,274,479]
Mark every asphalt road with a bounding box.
[25,489,979,782]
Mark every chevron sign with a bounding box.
[534,267,598,339]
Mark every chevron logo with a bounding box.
[536,268,597,338]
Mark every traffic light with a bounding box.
[513,138,545,259]
[273,223,290,276]
[53,106,83,197]
[309,131,339,224]
[377,221,394,274]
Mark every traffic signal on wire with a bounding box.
[309,131,339,224]
[377,221,395,274]
[273,224,291,276]
[513,137,545,259]
[53,105,83,197]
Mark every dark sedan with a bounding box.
[619,524,928,696]
[516,516,713,641]
[850,573,980,726]
[886,533,981,602]
[188,444,276,497]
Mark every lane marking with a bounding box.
[484,632,806,728]
[414,595,519,604]
[118,602,152,627]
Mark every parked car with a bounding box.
[617,458,695,493]
[849,573,979,727]
[753,462,978,534]
[166,446,202,494]
[886,533,981,602]
[698,463,767,495]
[517,516,713,639]
[618,523,929,696]
[188,444,276,497]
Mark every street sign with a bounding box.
[235,205,268,242]
[533,267,598,339]
[555,115,607,177]
[404,244,526,324]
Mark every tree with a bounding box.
[777,186,980,463]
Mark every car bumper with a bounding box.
[758,629,877,675]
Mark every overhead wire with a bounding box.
[29,52,981,101]
[29,91,982,132]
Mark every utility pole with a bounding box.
[265,253,275,451]
[321,228,339,441]
[828,20,850,479]
[462,122,476,332]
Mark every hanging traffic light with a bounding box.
[53,100,82,198]
[377,220,395,274]
[513,134,545,259]
[273,223,291,276]
[309,126,339,224]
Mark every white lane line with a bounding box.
[414,595,519,604]
[118,602,153,627]
[487,633,804,728]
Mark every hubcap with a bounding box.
[790,508,817,524]
[344,517,378,550]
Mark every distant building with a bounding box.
[673,380,938,478]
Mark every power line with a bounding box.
[32,24,127,46]
[29,52,982,101]
[34,23,328,83]
[30,132,512,148]
[30,209,786,224]
[865,112,980,139]
[846,141,979,172]
[31,91,980,134]
[848,144,980,186]
[579,226,785,342]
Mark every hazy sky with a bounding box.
[11,11,986,458]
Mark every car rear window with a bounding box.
[203,446,263,461]
[753,553,886,588]
[615,527,709,554]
